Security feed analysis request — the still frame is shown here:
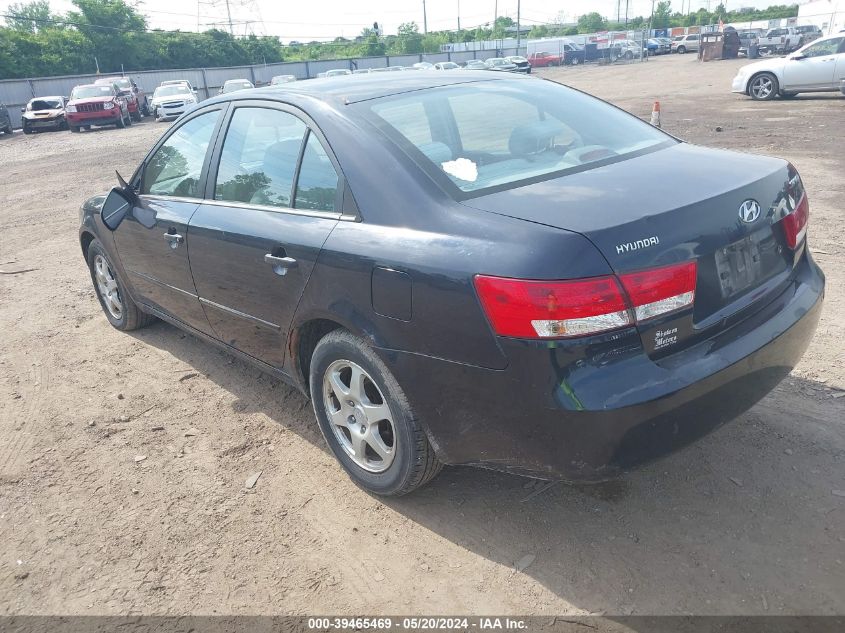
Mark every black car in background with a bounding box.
[79,73,824,496]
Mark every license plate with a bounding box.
[33,120,54,127]
[715,234,765,298]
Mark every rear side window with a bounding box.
[214,107,306,208]
[142,110,219,197]
[294,132,339,211]
[365,81,672,195]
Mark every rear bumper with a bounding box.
[383,255,824,481]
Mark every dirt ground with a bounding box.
[1,54,843,617]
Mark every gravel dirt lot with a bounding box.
[1,54,843,617]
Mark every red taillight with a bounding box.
[473,275,631,338]
[782,193,809,249]
[618,261,697,322]
[474,260,697,339]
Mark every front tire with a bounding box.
[116,114,126,129]
[749,72,778,100]
[677,45,687,54]
[131,109,141,122]
[87,240,155,331]
[310,330,443,496]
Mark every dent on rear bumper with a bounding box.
[382,257,824,481]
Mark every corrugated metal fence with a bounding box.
[0,48,522,129]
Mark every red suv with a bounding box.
[94,77,148,122]
[65,83,132,132]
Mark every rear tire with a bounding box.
[131,109,141,122]
[70,125,80,133]
[86,240,155,331]
[310,330,443,496]
[749,72,778,100]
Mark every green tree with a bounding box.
[577,12,607,33]
[396,21,423,54]
[653,1,672,28]
[4,0,52,32]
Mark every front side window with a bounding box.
[801,37,844,57]
[366,81,672,195]
[214,107,306,208]
[142,110,219,197]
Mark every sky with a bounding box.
[1,0,788,41]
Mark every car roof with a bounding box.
[210,71,512,106]
[30,95,64,101]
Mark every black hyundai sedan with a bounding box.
[79,72,824,495]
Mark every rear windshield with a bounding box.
[365,80,673,195]
[71,85,113,99]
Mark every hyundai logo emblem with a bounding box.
[739,199,762,223]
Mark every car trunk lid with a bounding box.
[462,143,802,356]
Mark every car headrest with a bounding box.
[263,138,303,167]
[417,141,453,165]
[508,120,566,157]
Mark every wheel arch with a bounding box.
[80,230,96,259]
[291,316,354,397]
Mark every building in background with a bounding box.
[798,0,845,34]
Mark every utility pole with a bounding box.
[224,0,233,35]
[516,0,521,52]
[422,0,427,34]
[457,0,460,31]
[493,0,497,30]
[617,0,621,24]
[625,0,630,29]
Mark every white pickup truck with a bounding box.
[758,27,803,54]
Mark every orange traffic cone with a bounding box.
[650,101,661,128]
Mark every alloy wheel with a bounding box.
[750,75,774,99]
[323,359,396,473]
[93,254,123,320]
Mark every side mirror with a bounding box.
[20,107,25,113]
[101,187,133,231]
[790,53,806,60]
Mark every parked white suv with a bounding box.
[671,34,700,54]
[731,34,845,100]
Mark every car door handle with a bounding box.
[163,232,184,247]
[264,253,298,275]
